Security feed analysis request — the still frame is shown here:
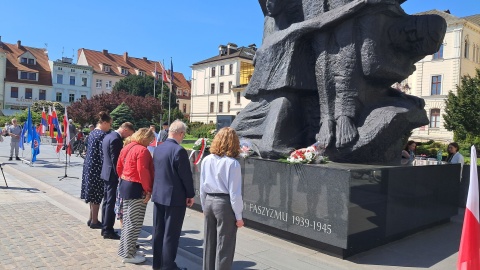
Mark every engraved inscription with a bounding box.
[244,202,332,234]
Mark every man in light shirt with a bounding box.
[7,118,22,161]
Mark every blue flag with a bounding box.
[19,125,26,150]
[26,107,33,143]
[31,124,40,162]
[170,58,174,83]
[19,107,33,150]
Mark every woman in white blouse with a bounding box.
[200,127,243,270]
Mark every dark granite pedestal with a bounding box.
[190,157,460,258]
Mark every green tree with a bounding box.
[31,101,64,115]
[113,75,156,97]
[157,84,178,111]
[110,102,135,129]
[444,69,480,142]
[15,109,42,126]
[162,107,185,123]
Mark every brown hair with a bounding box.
[120,122,134,131]
[97,111,112,124]
[209,127,240,158]
[130,128,155,147]
[403,140,416,152]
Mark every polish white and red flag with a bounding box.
[162,63,170,83]
[62,107,72,156]
[458,145,480,269]
[48,106,54,138]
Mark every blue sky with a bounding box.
[0,0,478,79]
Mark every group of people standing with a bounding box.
[80,111,244,270]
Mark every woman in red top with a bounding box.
[116,128,154,264]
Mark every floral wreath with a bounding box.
[286,142,328,164]
[189,138,211,165]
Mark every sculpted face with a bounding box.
[266,0,285,16]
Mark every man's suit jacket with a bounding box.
[152,138,195,206]
[101,131,123,183]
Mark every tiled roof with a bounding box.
[172,72,191,100]
[192,46,256,66]
[78,48,166,78]
[463,14,480,27]
[1,41,52,86]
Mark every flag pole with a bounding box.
[153,62,157,99]
[168,57,172,125]
[160,60,165,124]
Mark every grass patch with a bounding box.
[181,143,195,150]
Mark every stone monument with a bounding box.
[231,0,447,163]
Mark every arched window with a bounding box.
[430,109,441,128]
[473,44,476,62]
[464,39,469,59]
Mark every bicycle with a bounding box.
[74,139,86,159]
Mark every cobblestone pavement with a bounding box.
[0,170,153,269]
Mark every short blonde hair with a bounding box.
[209,127,240,158]
[130,128,155,147]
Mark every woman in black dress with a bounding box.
[81,111,112,228]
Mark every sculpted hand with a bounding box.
[186,198,194,207]
[236,219,244,228]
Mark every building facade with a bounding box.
[49,58,93,105]
[77,48,164,96]
[190,43,256,123]
[0,40,52,115]
[406,10,480,142]
[172,72,191,119]
[0,40,6,112]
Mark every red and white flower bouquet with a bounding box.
[286,144,328,164]
[239,138,254,158]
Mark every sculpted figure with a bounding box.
[232,0,447,163]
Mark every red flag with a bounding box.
[41,107,47,135]
[53,107,63,153]
[63,107,71,156]
[458,145,480,269]
[48,106,54,138]
[162,64,170,83]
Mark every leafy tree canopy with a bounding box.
[68,92,161,128]
[110,102,135,129]
[444,69,480,142]
[113,75,156,97]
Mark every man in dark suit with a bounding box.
[152,120,194,270]
[101,122,135,239]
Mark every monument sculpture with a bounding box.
[231,0,447,163]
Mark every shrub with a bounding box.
[189,123,216,139]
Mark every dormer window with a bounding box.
[121,68,129,75]
[102,64,111,72]
[138,70,145,77]
[20,57,35,65]
[19,71,37,81]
